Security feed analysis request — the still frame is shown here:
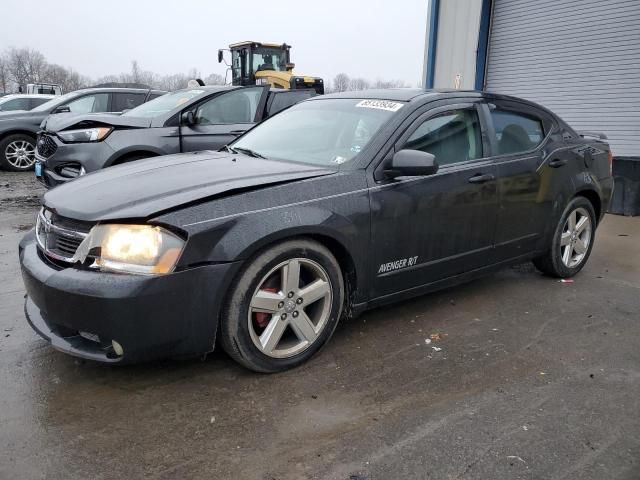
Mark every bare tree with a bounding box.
[93,74,120,86]
[372,78,409,89]
[332,73,350,92]
[204,73,226,85]
[6,48,47,89]
[131,60,142,83]
[157,73,189,91]
[0,55,8,93]
[349,77,370,91]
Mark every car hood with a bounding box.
[44,151,336,222]
[43,113,152,132]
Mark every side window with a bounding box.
[195,88,263,125]
[403,108,483,166]
[30,98,51,109]
[267,91,314,117]
[112,92,146,112]
[0,98,31,111]
[65,93,110,114]
[490,108,544,155]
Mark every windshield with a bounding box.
[253,47,287,72]
[31,91,81,112]
[123,89,204,118]
[232,98,404,166]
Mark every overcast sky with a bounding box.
[1,0,428,85]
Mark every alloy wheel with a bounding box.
[248,258,333,358]
[560,207,592,268]
[5,140,36,169]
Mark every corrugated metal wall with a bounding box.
[485,0,640,157]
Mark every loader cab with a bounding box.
[224,42,293,87]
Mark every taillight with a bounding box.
[608,150,613,176]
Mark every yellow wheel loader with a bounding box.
[218,41,324,94]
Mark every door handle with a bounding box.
[468,173,495,184]
[548,158,567,168]
[230,130,247,136]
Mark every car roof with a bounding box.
[0,94,56,99]
[313,88,553,107]
[71,87,167,94]
[319,88,434,102]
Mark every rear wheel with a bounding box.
[533,196,596,278]
[0,134,36,171]
[219,239,344,373]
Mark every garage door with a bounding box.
[485,0,640,157]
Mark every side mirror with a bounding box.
[218,50,224,63]
[52,105,71,114]
[385,149,438,179]
[181,111,195,126]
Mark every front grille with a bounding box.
[37,134,57,158]
[36,208,93,263]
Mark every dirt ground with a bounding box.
[1,172,639,480]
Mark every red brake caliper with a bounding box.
[254,287,278,328]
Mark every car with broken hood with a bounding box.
[0,87,165,171]
[35,85,315,187]
[19,89,613,372]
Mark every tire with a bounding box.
[219,239,344,373]
[0,134,37,171]
[533,196,597,278]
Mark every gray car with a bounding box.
[35,85,315,187]
[0,87,165,171]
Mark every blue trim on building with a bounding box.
[475,0,493,90]
[425,0,440,88]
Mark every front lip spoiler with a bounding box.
[25,297,121,363]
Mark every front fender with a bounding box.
[158,182,371,304]
[105,145,168,167]
[0,125,38,139]
[221,205,358,261]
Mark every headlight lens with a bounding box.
[58,127,112,143]
[75,224,185,275]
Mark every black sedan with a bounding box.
[19,89,613,372]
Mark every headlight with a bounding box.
[57,127,112,143]
[74,224,185,275]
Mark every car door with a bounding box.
[369,101,498,298]
[180,87,267,152]
[480,99,562,262]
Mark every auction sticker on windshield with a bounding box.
[355,99,404,112]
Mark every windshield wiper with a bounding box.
[233,147,266,159]
[221,145,238,154]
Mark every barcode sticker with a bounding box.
[355,99,404,112]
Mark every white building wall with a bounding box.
[433,0,483,89]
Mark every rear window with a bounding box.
[112,92,147,112]
[490,109,544,155]
[267,91,315,117]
